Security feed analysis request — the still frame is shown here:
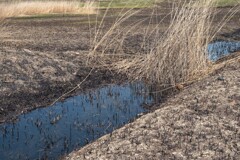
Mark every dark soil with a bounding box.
[0,2,240,123]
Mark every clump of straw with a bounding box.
[116,0,216,86]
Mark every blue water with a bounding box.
[0,83,155,160]
[208,41,240,61]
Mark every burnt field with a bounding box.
[0,0,240,159]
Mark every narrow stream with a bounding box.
[0,83,156,160]
[208,41,240,61]
[0,40,240,160]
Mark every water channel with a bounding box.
[0,40,240,160]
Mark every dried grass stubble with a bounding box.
[0,1,96,19]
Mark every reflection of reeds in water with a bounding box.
[0,1,96,19]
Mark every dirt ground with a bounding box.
[0,2,240,123]
[65,56,240,160]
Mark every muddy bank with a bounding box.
[65,54,240,160]
[0,47,129,122]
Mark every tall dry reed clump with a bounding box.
[116,0,217,86]
[0,1,96,19]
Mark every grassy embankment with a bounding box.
[215,0,240,6]
[97,0,157,9]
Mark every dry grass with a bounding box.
[88,9,141,56]
[0,1,96,19]
[113,0,218,86]
[85,0,238,87]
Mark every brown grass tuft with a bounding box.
[115,0,217,86]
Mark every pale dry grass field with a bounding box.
[0,0,96,19]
